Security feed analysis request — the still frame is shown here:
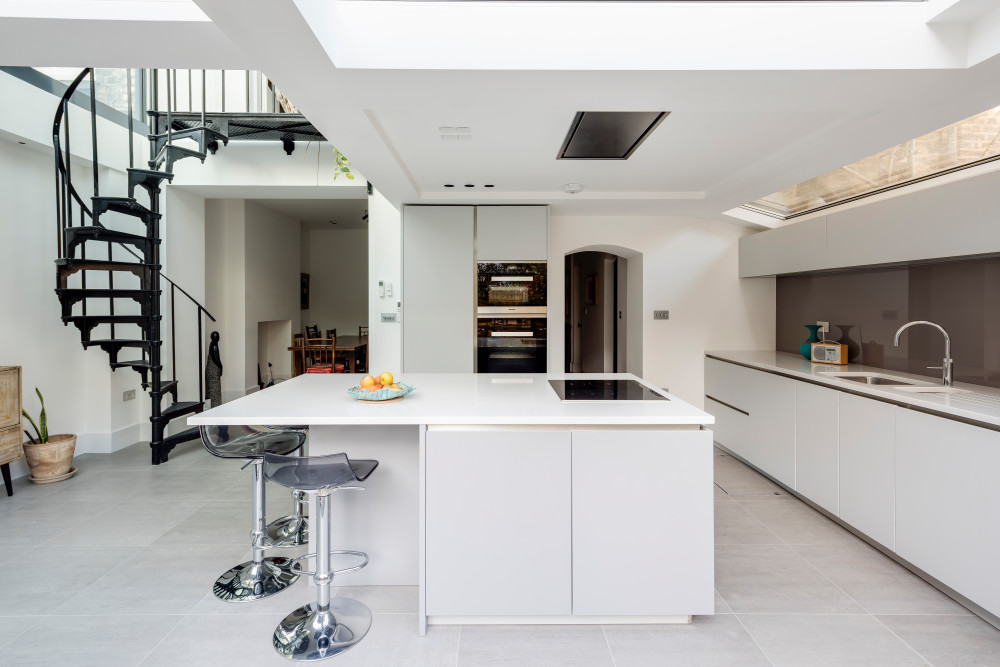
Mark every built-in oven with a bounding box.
[476,313,547,373]
[477,262,547,308]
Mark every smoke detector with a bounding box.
[563,183,584,195]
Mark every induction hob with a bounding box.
[549,379,669,401]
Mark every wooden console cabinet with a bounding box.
[0,366,22,496]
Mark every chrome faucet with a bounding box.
[893,320,953,386]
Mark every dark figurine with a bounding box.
[206,331,223,407]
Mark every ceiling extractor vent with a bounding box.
[557,111,668,160]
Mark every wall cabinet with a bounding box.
[794,382,839,515]
[425,429,572,615]
[401,206,475,373]
[895,409,1000,617]
[838,392,895,549]
[571,429,713,616]
[475,206,548,261]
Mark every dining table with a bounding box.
[288,334,368,375]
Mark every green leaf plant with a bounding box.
[22,387,48,444]
[333,147,355,180]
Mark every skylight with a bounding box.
[743,106,1000,220]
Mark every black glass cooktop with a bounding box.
[549,379,669,401]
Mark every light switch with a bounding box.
[378,280,385,297]
[653,310,669,320]
[386,282,393,296]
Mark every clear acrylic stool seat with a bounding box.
[199,425,306,602]
[264,426,310,548]
[264,451,378,661]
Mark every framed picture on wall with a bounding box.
[301,273,310,310]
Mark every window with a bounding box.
[743,106,1000,220]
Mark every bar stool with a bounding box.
[199,425,306,602]
[265,426,310,548]
[264,451,378,661]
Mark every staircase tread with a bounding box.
[153,126,228,140]
[93,196,157,215]
[162,401,203,419]
[127,167,175,179]
[63,314,160,322]
[87,339,152,346]
[110,360,156,368]
[66,227,157,243]
[56,258,158,270]
[162,426,201,447]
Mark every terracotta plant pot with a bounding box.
[22,434,76,480]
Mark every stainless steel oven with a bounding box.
[476,313,547,373]
[477,262,546,308]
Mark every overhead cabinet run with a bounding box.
[704,355,1000,621]
[475,206,548,262]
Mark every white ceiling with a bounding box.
[249,197,369,230]
[5,0,1000,227]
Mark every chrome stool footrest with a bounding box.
[289,550,368,577]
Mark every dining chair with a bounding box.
[304,337,343,373]
[356,325,369,373]
[292,333,305,377]
[305,324,320,340]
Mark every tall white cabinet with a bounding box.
[402,206,475,372]
[475,206,548,261]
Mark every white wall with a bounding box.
[549,215,775,406]
[368,188,402,373]
[243,201,301,392]
[302,228,368,337]
[204,199,246,402]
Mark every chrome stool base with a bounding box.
[266,514,309,547]
[273,598,372,661]
[213,556,298,602]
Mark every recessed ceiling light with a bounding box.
[484,184,495,188]
[444,184,455,188]
[464,184,475,188]
[563,183,584,194]
[440,126,473,140]
[17,141,25,145]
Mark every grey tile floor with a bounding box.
[1,440,998,666]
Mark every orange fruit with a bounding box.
[379,371,394,386]
[360,375,376,388]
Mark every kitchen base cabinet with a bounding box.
[571,429,714,616]
[425,429,572,616]
[838,393,895,549]
[704,358,759,460]
[794,382,839,515]
[895,409,1000,618]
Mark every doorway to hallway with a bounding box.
[565,251,629,373]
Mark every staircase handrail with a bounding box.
[52,67,215,323]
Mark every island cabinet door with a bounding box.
[424,429,572,616]
[571,429,715,616]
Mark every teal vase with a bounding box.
[800,325,822,360]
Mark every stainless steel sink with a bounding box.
[819,371,923,387]
[840,376,916,386]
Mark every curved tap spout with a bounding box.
[893,320,953,386]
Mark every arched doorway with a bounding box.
[565,247,642,373]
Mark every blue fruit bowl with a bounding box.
[347,381,415,402]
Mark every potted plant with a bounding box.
[22,388,76,482]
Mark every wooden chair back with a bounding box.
[304,336,335,368]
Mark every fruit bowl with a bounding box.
[347,381,415,402]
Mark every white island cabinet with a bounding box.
[190,372,715,633]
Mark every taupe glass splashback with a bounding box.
[776,257,1000,389]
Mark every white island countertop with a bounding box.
[188,373,714,427]
[707,350,1000,429]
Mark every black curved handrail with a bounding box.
[52,67,215,322]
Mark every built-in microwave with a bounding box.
[477,262,546,308]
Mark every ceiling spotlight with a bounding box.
[444,184,455,188]
[484,184,495,188]
[327,220,338,225]
[563,183,584,194]
[464,184,475,188]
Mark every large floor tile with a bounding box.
[714,468,791,500]
[0,498,116,546]
[152,501,257,546]
[738,613,927,666]
[1,545,142,616]
[715,544,864,614]
[139,612,292,667]
[715,590,733,614]
[713,449,751,471]
[4,614,182,667]
[457,624,614,667]
[333,585,419,614]
[877,614,1000,666]
[794,543,970,615]
[603,615,770,667]
[714,501,782,545]
[738,499,864,546]
[0,616,43,648]
[55,543,248,616]
[47,500,203,546]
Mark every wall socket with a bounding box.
[817,321,829,335]
[653,310,670,320]
[380,312,398,323]
[123,389,136,402]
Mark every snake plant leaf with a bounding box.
[24,429,36,445]
[22,408,42,444]
[36,388,47,443]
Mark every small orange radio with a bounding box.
[810,342,848,365]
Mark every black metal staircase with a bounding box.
[52,68,216,464]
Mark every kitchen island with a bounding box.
[189,373,715,633]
